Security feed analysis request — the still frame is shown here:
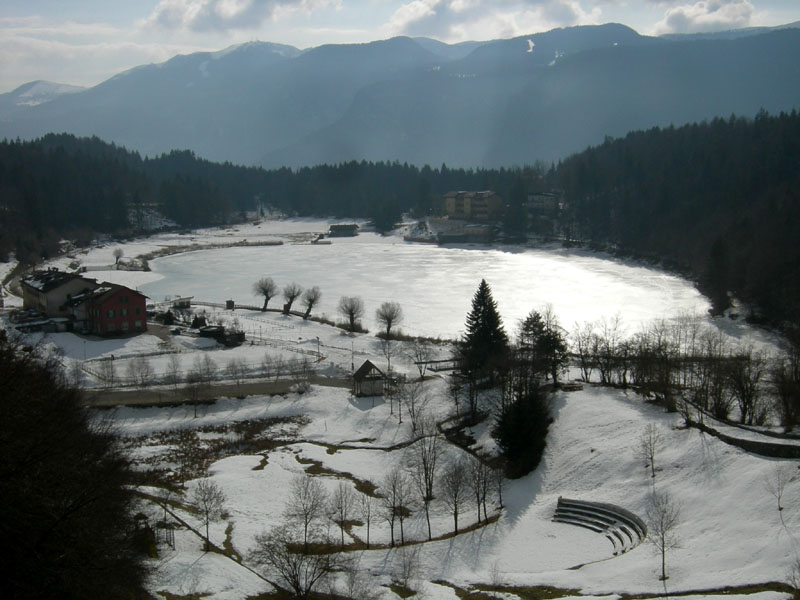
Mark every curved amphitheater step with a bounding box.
[552,497,647,556]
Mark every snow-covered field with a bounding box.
[4,219,798,599]
[121,383,800,599]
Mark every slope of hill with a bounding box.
[3,24,798,168]
[0,80,85,119]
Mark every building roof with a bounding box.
[63,283,147,308]
[21,269,87,293]
[353,359,384,381]
[91,284,148,304]
[443,190,497,196]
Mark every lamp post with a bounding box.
[316,336,320,359]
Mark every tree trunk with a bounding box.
[424,502,432,541]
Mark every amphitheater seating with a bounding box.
[552,497,647,555]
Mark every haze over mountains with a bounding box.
[1,22,799,168]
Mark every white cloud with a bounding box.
[145,0,340,32]
[653,0,755,34]
[385,0,602,41]
[0,19,209,90]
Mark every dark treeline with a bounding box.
[0,134,536,263]
[3,110,799,332]
[553,110,800,329]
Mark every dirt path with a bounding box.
[84,375,352,408]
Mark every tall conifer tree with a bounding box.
[460,279,509,376]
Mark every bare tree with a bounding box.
[787,557,800,600]
[397,381,429,435]
[646,491,682,581]
[469,454,491,524]
[329,482,357,547]
[637,423,664,479]
[192,478,227,551]
[380,466,411,546]
[572,320,596,382]
[225,357,248,391]
[728,348,768,425]
[337,554,381,600]
[491,464,505,508]
[392,546,421,593]
[99,358,116,390]
[183,368,205,417]
[194,353,218,384]
[127,356,154,389]
[406,419,441,540]
[408,339,434,379]
[441,456,469,534]
[165,353,182,393]
[376,301,403,339]
[380,337,396,375]
[253,277,278,311]
[764,464,795,512]
[283,282,303,314]
[249,525,341,600]
[358,493,375,549]
[302,286,322,320]
[112,247,124,265]
[284,474,328,550]
[338,296,365,332]
[449,375,463,418]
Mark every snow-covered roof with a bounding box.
[21,269,87,293]
[353,359,384,380]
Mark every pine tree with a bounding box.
[460,279,509,377]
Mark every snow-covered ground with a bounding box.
[122,382,800,599]
[3,218,797,599]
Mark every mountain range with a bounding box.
[1,22,799,168]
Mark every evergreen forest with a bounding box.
[1,109,799,331]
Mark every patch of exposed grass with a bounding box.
[122,415,307,486]
[294,455,380,497]
[222,522,242,562]
[252,455,269,470]
[386,583,417,598]
[618,582,796,599]
[473,584,581,599]
[433,580,496,599]
[157,592,212,600]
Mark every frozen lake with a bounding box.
[139,233,711,339]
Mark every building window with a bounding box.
[107,309,114,318]
[135,307,141,315]
[121,321,129,331]
[121,308,128,316]
[134,320,142,329]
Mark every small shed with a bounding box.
[329,223,359,237]
[353,360,386,397]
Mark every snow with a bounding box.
[124,382,800,598]
[5,218,798,599]
[128,221,717,341]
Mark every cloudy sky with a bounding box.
[2,0,799,92]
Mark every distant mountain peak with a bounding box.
[3,80,85,108]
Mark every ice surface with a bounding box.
[139,233,711,339]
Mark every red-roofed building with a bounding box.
[73,284,148,335]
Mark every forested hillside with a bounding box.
[0,134,532,262]
[553,110,800,328]
[3,111,799,332]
